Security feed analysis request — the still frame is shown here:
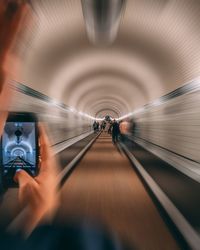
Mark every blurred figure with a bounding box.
[100,121,104,131]
[0,0,28,88]
[96,121,100,132]
[129,118,137,137]
[104,121,109,133]
[112,119,120,143]
[119,120,130,142]
[93,120,97,133]
[101,120,106,132]
[0,0,29,133]
[108,121,112,135]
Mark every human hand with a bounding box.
[12,124,60,235]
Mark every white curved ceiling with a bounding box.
[12,0,200,118]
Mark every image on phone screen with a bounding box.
[2,122,37,178]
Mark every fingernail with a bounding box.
[16,169,22,173]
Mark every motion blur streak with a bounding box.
[9,1,200,119]
[81,0,126,45]
[6,0,200,146]
[1,0,200,249]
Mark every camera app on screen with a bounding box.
[2,122,36,177]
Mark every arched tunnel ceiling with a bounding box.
[13,0,200,118]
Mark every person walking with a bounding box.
[119,120,130,142]
[96,121,100,132]
[108,122,112,135]
[112,120,120,143]
[93,121,98,133]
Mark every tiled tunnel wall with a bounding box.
[132,79,200,180]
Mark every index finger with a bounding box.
[0,82,11,136]
[0,111,8,136]
[37,123,58,179]
[39,123,53,162]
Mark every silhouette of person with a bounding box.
[112,119,120,143]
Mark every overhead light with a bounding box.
[81,0,126,46]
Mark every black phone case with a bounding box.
[0,112,39,189]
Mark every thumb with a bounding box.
[14,169,34,187]
[14,169,36,207]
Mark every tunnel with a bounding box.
[0,1,200,249]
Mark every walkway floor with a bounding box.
[58,134,179,249]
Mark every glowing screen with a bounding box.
[2,122,36,177]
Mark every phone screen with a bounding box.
[1,122,37,178]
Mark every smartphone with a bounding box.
[0,112,39,188]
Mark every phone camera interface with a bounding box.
[2,122,36,177]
